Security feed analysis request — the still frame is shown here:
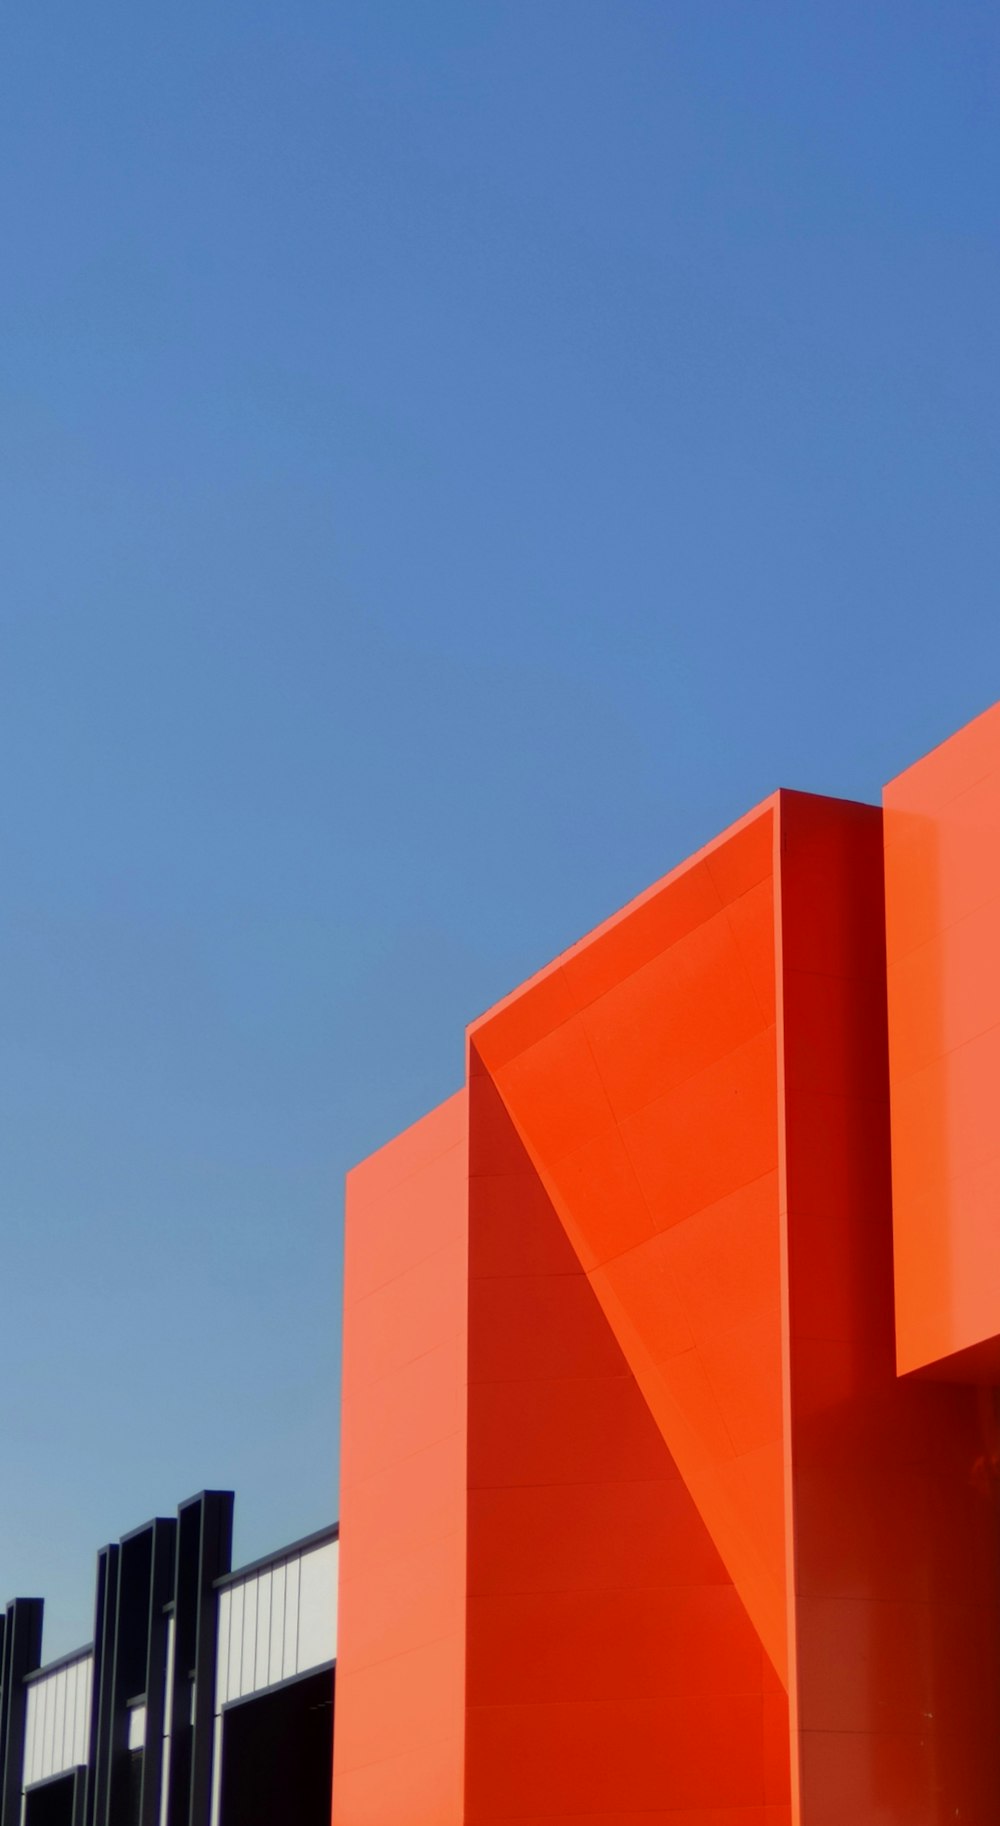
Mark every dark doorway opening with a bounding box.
[23,1769,84,1826]
[218,1665,333,1826]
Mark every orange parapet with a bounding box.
[885,700,1000,1378]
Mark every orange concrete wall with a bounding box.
[779,791,1000,1822]
[465,1059,786,1825]
[884,701,1000,1376]
[333,1094,468,1826]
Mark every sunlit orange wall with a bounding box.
[470,808,789,1695]
[333,1094,468,1826]
[884,701,1000,1377]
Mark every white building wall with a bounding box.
[215,1539,337,1708]
[22,1653,92,1787]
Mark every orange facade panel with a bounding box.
[334,1094,468,1826]
[465,1064,783,1826]
[884,699,1000,1377]
[777,791,1000,1823]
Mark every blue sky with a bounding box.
[2,0,998,1655]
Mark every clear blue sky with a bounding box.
[2,0,998,1656]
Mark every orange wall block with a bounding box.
[778,791,1000,1824]
[884,700,1000,1377]
[465,1062,787,1826]
[333,1094,468,1826]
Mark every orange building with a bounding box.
[334,702,1000,1826]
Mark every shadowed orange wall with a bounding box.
[884,700,1000,1377]
[778,791,1000,1822]
[465,1059,789,1825]
[333,1094,468,1826]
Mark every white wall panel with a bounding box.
[23,1654,92,1786]
[64,1661,77,1775]
[297,1545,337,1676]
[42,1671,55,1779]
[253,1571,271,1691]
[79,1661,90,1758]
[73,1658,91,1767]
[267,1563,285,1689]
[51,1675,65,1778]
[225,1583,244,1704]
[214,1539,338,1712]
[239,1574,256,1698]
[281,1557,299,1679]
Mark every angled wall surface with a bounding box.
[335,711,1000,1826]
[884,700,1000,1378]
[465,1061,786,1825]
[470,803,786,1692]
